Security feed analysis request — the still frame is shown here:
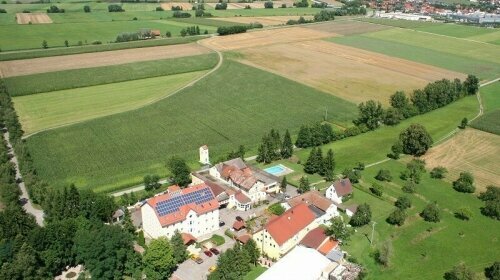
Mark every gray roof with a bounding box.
[326,249,344,262]
[307,205,325,218]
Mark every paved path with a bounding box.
[2,130,44,226]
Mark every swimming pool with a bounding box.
[264,164,292,176]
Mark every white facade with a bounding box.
[317,204,340,225]
[199,146,210,165]
[141,204,219,239]
[326,185,343,205]
[375,12,432,21]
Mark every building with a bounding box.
[199,145,210,165]
[286,190,340,225]
[300,227,339,256]
[141,183,220,239]
[256,246,336,280]
[326,178,353,204]
[209,158,279,210]
[375,11,432,21]
[253,203,317,259]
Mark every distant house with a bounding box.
[141,183,219,239]
[253,203,317,259]
[151,29,161,37]
[326,179,353,204]
[112,208,125,224]
[286,190,339,225]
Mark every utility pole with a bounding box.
[370,221,377,246]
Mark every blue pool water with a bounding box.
[264,165,286,176]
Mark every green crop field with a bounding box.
[25,60,357,192]
[342,160,500,279]
[471,82,500,135]
[295,95,479,172]
[5,53,218,96]
[479,81,500,112]
[13,71,207,135]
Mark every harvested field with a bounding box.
[200,27,331,51]
[423,128,500,192]
[305,20,392,35]
[237,40,465,105]
[209,16,313,26]
[207,1,293,9]
[0,43,212,77]
[16,13,52,24]
[160,2,193,10]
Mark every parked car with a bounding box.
[208,266,217,273]
[219,221,225,227]
[204,250,213,257]
[194,257,203,264]
[235,216,243,221]
[210,248,220,255]
[190,254,199,261]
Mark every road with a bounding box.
[2,130,44,226]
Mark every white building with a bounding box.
[375,11,432,21]
[326,179,353,205]
[141,184,220,239]
[199,145,210,165]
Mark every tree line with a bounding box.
[256,129,293,164]
[216,23,263,36]
[208,240,260,280]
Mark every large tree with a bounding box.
[295,125,312,148]
[421,202,441,222]
[453,172,475,193]
[143,237,176,280]
[386,208,407,226]
[171,231,188,264]
[350,203,372,227]
[281,129,294,159]
[353,100,384,130]
[167,157,191,187]
[326,216,353,242]
[242,239,260,265]
[304,147,318,174]
[399,124,433,156]
[322,149,335,181]
[298,176,310,194]
[463,74,479,95]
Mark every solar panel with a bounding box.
[156,188,215,217]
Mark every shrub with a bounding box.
[245,4,251,9]
[395,196,411,210]
[453,172,475,193]
[171,5,183,11]
[0,8,6,13]
[22,10,30,13]
[421,202,441,222]
[47,5,65,13]
[165,31,171,37]
[224,229,235,239]
[264,1,273,8]
[215,2,227,9]
[455,207,473,220]
[370,183,383,197]
[42,40,48,49]
[295,0,308,7]
[268,203,285,215]
[375,169,392,182]
[83,5,91,13]
[91,40,102,45]
[402,180,416,193]
[156,6,164,11]
[312,2,327,8]
[108,4,124,12]
[430,166,447,179]
[459,117,468,129]
[375,241,392,267]
[386,208,407,226]
[314,10,335,22]
[281,3,286,8]
[173,11,191,18]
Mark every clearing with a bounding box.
[422,128,500,192]
[0,43,212,77]
[16,13,53,24]
[209,16,314,26]
[238,40,465,105]
[199,26,331,51]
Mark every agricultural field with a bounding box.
[237,39,464,105]
[25,60,357,192]
[305,20,392,35]
[471,82,500,135]
[16,12,53,24]
[209,15,314,27]
[0,42,212,77]
[343,160,500,279]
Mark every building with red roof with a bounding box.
[326,178,353,204]
[253,203,317,259]
[141,183,220,239]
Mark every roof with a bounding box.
[346,204,358,214]
[235,191,251,204]
[144,183,219,227]
[332,179,353,197]
[288,190,333,212]
[181,233,197,245]
[265,203,316,246]
[233,220,246,231]
[318,239,339,255]
[325,249,343,262]
[237,234,251,244]
[215,158,277,191]
[113,209,125,219]
[167,185,181,193]
[299,227,328,249]
[257,246,331,280]
[200,145,208,150]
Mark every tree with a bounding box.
[167,157,191,187]
[353,100,384,130]
[298,176,310,194]
[400,159,426,184]
[370,183,383,197]
[64,40,69,47]
[390,91,410,110]
[143,237,176,280]
[478,185,499,220]
[323,149,335,181]
[386,208,406,226]
[375,241,392,267]
[295,125,312,148]
[326,216,353,242]
[170,231,188,264]
[264,1,273,8]
[455,207,473,221]
[399,124,433,156]
[144,174,161,191]
[430,166,447,179]
[243,239,260,265]
[350,203,371,227]
[304,147,318,174]
[389,141,403,159]
[463,75,479,95]
[281,129,293,159]
[42,40,48,49]
[383,107,403,125]
[421,202,441,222]
[342,168,361,183]
[83,5,91,12]
[444,263,478,280]
[395,196,411,210]
[268,203,285,215]
[484,262,500,280]
[180,28,187,37]
[453,172,475,193]
[375,169,392,182]
[122,209,136,235]
[256,138,271,164]
[402,180,416,193]
[280,176,288,193]
[166,31,172,37]
[459,117,468,129]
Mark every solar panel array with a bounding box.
[156,188,214,217]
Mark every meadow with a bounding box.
[13,70,207,135]
[25,60,357,192]
[471,82,500,135]
[343,160,500,279]
[4,53,218,96]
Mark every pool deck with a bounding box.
[263,164,294,177]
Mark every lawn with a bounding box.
[209,234,226,246]
[342,160,500,279]
[14,71,207,135]
[5,53,218,96]
[243,265,267,280]
[25,59,357,192]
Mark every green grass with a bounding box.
[480,81,500,112]
[243,265,267,280]
[25,59,357,192]
[14,71,208,135]
[343,160,500,279]
[0,19,216,51]
[5,53,218,96]
[470,82,500,135]
[470,110,500,135]
[296,95,479,173]
[0,36,202,61]
[168,17,243,27]
[209,234,225,246]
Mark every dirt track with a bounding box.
[0,43,212,77]
[211,16,314,26]
[16,13,52,24]
[237,40,466,105]
[423,128,500,192]
[160,3,193,10]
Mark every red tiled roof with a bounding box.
[168,185,181,193]
[333,179,353,197]
[221,165,257,191]
[288,190,333,212]
[205,181,226,197]
[237,234,251,244]
[265,203,316,246]
[318,239,339,255]
[299,227,328,249]
[181,233,197,245]
[233,220,246,231]
[235,192,251,204]
[145,184,219,227]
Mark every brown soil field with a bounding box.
[16,13,53,24]
[236,40,466,105]
[0,43,212,77]
[423,129,500,192]
[200,27,332,51]
[160,2,193,10]
[212,15,314,26]
[305,20,393,35]
[207,1,293,9]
